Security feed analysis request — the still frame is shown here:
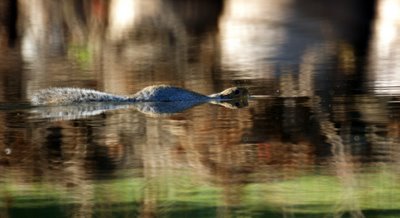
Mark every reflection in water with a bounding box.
[2,0,400,217]
[219,0,290,78]
[369,0,400,95]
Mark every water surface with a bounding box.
[1,0,400,217]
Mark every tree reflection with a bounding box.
[2,0,400,217]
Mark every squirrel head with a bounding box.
[217,87,249,100]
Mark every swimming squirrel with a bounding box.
[31,85,249,106]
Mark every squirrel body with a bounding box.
[31,85,248,106]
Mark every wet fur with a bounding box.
[30,85,248,106]
[31,88,130,105]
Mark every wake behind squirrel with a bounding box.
[31,85,249,106]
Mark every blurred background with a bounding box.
[1,0,400,217]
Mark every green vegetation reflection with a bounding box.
[1,168,400,217]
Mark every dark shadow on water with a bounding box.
[163,0,224,36]
[0,0,18,47]
[8,202,400,218]
[45,126,63,164]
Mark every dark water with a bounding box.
[1,0,400,217]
